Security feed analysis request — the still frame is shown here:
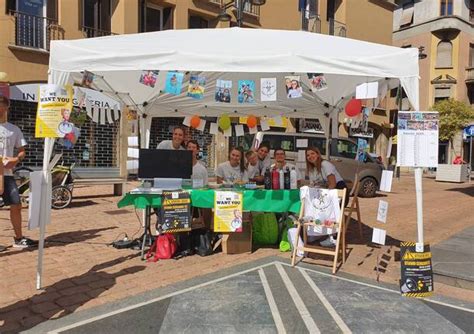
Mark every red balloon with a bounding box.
[247,115,257,128]
[345,98,362,117]
[190,115,201,128]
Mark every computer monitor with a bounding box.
[138,149,192,179]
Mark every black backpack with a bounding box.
[193,230,213,257]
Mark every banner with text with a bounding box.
[214,191,243,233]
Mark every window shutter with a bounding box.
[436,41,452,67]
[163,7,173,30]
[47,0,57,20]
[100,0,111,32]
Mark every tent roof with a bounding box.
[49,28,419,117]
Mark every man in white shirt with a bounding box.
[157,126,185,150]
[187,140,208,187]
[0,96,36,249]
[245,150,261,182]
[273,148,303,184]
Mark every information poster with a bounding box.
[35,84,74,138]
[400,242,434,298]
[214,191,243,232]
[160,191,191,233]
[397,111,439,168]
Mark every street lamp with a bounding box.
[217,0,266,27]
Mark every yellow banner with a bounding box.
[213,191,243,232]
[35,84,74,138]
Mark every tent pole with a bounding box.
[414,167,424,248]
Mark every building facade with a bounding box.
[0,0,396,171]
[393,0,474,163]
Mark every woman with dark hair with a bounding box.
[216,146,248,184]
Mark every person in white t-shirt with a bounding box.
[245,150,260,182]
[157,126,185,150]
[272,148,303,185]
[216,147,249,184]
[257,142,271,176]
[0,96,36,249]
[186,140,208,187]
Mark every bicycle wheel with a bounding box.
[51,185,72,209]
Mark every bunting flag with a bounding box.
[92,108,99,123]
[99,108,106,125]
[106,108,114,124]
[113,104,120,121]
[85,99,92,119]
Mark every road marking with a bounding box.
[275,263,321,334]
[282,263,474,314]
[49,261,277,333]
[258,269,286,334]
[299,268,352,334]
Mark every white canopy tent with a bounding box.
[34,28,420,288]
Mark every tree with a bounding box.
[430,99,474,145]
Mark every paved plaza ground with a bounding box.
[0,173,473,332]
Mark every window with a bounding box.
[434,86,451,103]
[436,40,453,67]
[189,15,209,29]
[468,85,474,105]
[142,4,172,32]
[333,139,357,160]
[440,0,453,16]
[399,1,414,27]
[81,0,111,36]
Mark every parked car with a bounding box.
[240,131,384,197]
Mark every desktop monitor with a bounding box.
[138,149,192,179]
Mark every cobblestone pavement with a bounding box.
[0,174,473,332]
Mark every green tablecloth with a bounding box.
[117,189,301,213]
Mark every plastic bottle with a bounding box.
[284,167,291,189]
[264,168,272,190]
[290,167,298,189]
[272,168,280,190]
[279,168,284,190]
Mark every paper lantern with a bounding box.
[190,115,201,128]
[218,115,231,130]
[247,115,257,128]
[345,98,362,117]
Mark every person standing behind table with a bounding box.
[187,140,208,187]
[257,141,271,176]
[245,150,261,183]
[157,126,185,150]
[216,147,249,184]
[0,96,37,249]
[305,146,349,207]
[272,148,303,186]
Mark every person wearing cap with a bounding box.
[0,96,36,249]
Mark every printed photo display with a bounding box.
[165,71,184,95]
[187,75,206,99]
[81,71,95,88]
[139,70,159,88]
[215,79,232,103]
[261,78,277,101]
[285,75,303,98]
[238,80,255,103]
[307,73,328,91]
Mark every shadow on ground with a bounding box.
[445,187,474,197]
[0,255,145,333]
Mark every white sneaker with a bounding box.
[320,235,336,248]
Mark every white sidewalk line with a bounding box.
[275,263,321,334]
[299,268,352,334]
[258,269,287,334]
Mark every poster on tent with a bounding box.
[261,78,277,101]
[213,191,243,232]
[356,138,368,162]
[307,73,328,91]
[215,79,232,103]
[285,76,303,98]
[397,111,439,168]
[165,71,184,95]
[35,84,74,138]
[238,80,255,103]
[187,75,206,99]
[139,70,159,88]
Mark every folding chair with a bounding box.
[291,188,347,274]
[344,175,363,244]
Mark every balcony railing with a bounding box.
[329,18,346,37]
[11,11,64,51]
[207,0,260,16]
[302,12,321,33]
[466,67,474,83]
[81,26,116,38]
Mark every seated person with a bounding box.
[245,150,261,183]
[157,126,185,150]
[257,141,271,175]
[216,147,249,184]
[187,140,208,187]
[272,148,303,185]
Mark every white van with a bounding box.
[238,131,384,197]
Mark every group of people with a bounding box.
[157,126,347,195]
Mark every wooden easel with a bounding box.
[344,175,363,243]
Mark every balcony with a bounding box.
[81,26,116,38]
[10,11,64,52]
[329,18,346,37]
[301,11,321,33]
[207,0,260,17]
[466,67,474,84]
